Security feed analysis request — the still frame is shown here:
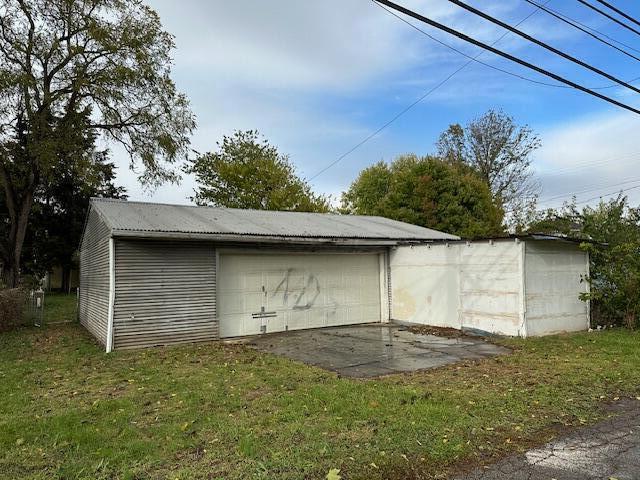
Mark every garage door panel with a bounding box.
[218,253,381,338]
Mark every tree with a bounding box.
[341,154,504,238]
[26,150,127,291]
[436,109,541,218]
[0,0,195,286]
[580,197,640,329]
[186,130,330,212]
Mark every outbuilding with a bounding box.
[79,198,457,351]
[390,236,590,337]
[79,199,590,352]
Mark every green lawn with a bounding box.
[42,292,78,325]
[1,304,639,480]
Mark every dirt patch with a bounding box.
[406,325,467,338]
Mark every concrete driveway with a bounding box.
[246,323,508,378]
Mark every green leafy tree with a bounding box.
[436,109,541,220]
[341,154,504,238]
[186,130,330,212]
[27,151,127,291]
[0,0,195,286]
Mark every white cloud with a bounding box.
[112,0,594,205]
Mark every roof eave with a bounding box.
[110,229,452,246]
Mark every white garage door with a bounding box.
[218,252,382,338]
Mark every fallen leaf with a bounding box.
[326,468,341,480]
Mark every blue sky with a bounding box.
[114,0,640,210]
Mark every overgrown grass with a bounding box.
[0,315,639,479]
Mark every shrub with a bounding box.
[0,288,28,332]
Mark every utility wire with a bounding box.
[576,0,640,37]
[374,3,564,88]
[447,0,640,95]
[524,0,640,64]
[594,0,640,28]
[542,2,640,54]
[385,0,640,92]
[539,176,640,203]
[505,180,640,213]
[307,0,554,181]
[577,183,640,205]
[375,0,640,115]
[537,151,640,176]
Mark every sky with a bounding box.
[112,0,640,211]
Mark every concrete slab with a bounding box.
[246,324,509,378]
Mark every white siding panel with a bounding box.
[78,208,111,346]
[525,241,589,336]
[389,245,459,328]
[458,242,523,336]
[390,241,524,336]
[218,252,381,337]
[112,240,217,349]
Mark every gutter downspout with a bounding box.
[106,237,115,353]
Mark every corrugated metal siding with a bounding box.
[78,208,110,345]
[112,240,217,349]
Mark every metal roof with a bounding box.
[90,198,459,244]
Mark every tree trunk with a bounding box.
[4,193,33,288]
[61,265,71,293]
[0,161,36,289]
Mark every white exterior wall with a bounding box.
[459,241,524,336]
[524,241,590,336]
[390,239,589,337]
[389,245,459,328]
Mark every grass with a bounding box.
[42,292,78,325]
[1,299,639,479]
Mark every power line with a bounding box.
[594,0,640,28]
[379,0,640,91]
[536,151,640,177]
[447,0,640,95]
[539,176,640,203]
[577,183,640,205]
[375,0,640,115]
[374,3,564,88]
[576,0,640,37]
[524,0,640,64]
[540,2,640,54]
[306,0,553,181]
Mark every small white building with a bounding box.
[390,236,590,337]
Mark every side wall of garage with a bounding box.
[390,241,526,336]
[78,208,111,346]
[459,241,524,336]
[524,241,589,336]
[112,240,217,349]
[389,245,459,328]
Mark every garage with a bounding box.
[217,252,383,337]
[79,198,456,351]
